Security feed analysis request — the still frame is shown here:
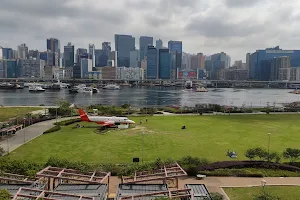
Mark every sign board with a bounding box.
[133,157,139,163]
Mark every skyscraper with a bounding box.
[17,43,28,59]
[76,48,87,63]
[99,42,111,67]
[47,38,60,66]
[88,44,95,68]
[168,41,182,70]
[139,36,153,60]
[146,46,158,79]
[115,34,135,67]
[130,50,140,68]
[64,43,74,67]
[159,49,171,79]
[156,39,163,49]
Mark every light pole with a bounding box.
[268,133,271,162]
[23,118,26,144]
[127,100,130,115]
[56,107,58,124]
[142,132,145,163]
[146,100,148,116]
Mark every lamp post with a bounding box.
[146,100,148,116]
[127,100,130,115]
[55,107,58,124]
[142,131,145,163]
[268,133,271,162]
[23,118,26,144]
[261,179,267,193]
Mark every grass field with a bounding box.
[224,186,300,200]
[0,107,42,122]
[8,114,300,163]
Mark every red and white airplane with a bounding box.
[78,109,135,127]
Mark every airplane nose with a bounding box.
[130,120,135,124]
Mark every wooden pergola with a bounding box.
[118,188,193,200]
[121,163,187,188]
[0,172,39,185]
[36,166,111,191]
[12,187,94,200]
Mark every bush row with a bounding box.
[54,118,81,126]
[43,125,61,134]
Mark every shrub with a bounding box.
[0,147,5,156]
[283,148,300,163]
[0,189,11,200]
[43,125,61,134]
[54,118,81,126]
[210,192,224,200]
[178,156,209,176]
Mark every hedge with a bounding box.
[43,125,61,134]
[197,161,300,172]
[54,118,81,126]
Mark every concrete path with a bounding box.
[0,117,75,153]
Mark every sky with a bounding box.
[1,0,300,62]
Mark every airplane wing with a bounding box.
[98,120,115,126]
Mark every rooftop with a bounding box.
[185,184,212,200]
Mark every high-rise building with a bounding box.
[97,42,111,67]
[89,44,95,68]
[47,38,60,65]
[246,53,250,74]
[197,53,206,69]
[159,48,171,79]
[168,41,182,70]
[209,52,228,80]
[146,46,158,79]
[249,46,300,80]
[40,51,59,67]
[17,43,29,59]
[130,50,140,68]
[182,52,191,69]
[95,49,103,67]
[270,56,291,81]
[115,34,135,67]
[64,43,75,67]
[139,36,153,61]
[1,48,13,59]
[28,50,40,59]
[102,42,111,56]
[156,39,163,50]
[80,58,93,78]
[76,48,87,63]
[19,58,45,78]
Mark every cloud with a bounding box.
[0,0,300,63]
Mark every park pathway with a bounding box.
[0,117,76,153]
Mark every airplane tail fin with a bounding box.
[78,109,89,122]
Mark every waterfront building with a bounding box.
[88,71,102,80]
[97,42,111,67]
[102,66,117,79]
[80,58,93,78]
[88,44,95,68]
[19,58,45,78]
[6,60,18,78]
[53,67,73,79]
[115,34,135,67]
[158,48,171,79]
[208,52,228,80]
[73,63,81,78]
[146,46,158,79]
[168,41,182,70]
[64,43,75,67]
[182,52,191,69]
[177,68,198,79]
[0,60,6,77]
[225,67,248,80]
[47,38,60,65]
[290,67,300,81]
[130,50,140,68]
[249,46,300,80]
[117,67,144,80]
[17,43,29,59]
[156,39,163,50]
[43,66,55,79]
[140,36,153,61]
[270,56,291,81]
[246,53,250,77]
[95,49,103,67]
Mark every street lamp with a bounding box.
[146,100,148,116]
[142,132,145,163]
[268,133,271,162]
[23,118,26,144]
[127,100,130,115]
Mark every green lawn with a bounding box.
[223,186,300,200]
[8,115,300,163]
[0,107,42,122]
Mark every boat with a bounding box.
[103,84,121,90]
[29,84,45,92]
[0,83,23,89]
[194,87,208,92]
[185,80,193,89]
[92,88,100,93]
[69,87,79,93]
[289,89,300,94]
[78,87,93,93]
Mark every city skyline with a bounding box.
[1,0,299,62]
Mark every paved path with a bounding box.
[0,117,76,153]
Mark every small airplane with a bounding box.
[78,109,135,127]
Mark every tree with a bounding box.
[267,152,281,163]
[255,147,268,160]
[0,189,11,200]
[253,191,280,200]
[283,148,300,163]
[245,148,257,160]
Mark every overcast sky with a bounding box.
[1,0,300,62]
